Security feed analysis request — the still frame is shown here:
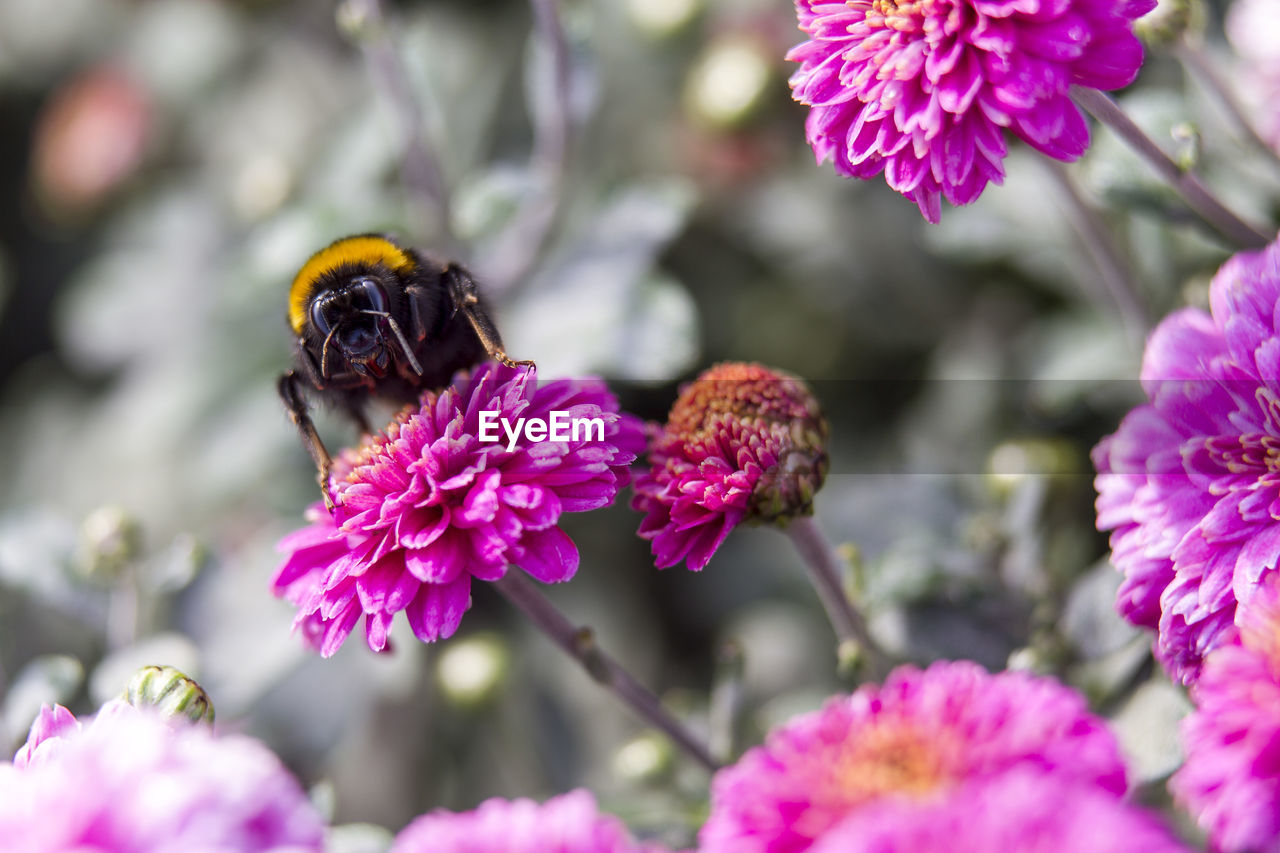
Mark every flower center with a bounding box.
[666,363,819,441]
[332,405,415,488]
[868,0,933,31]
[1201,433,1280,476]
[821,721,957,806]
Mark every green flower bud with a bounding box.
[123,665,214,726]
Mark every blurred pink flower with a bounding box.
[274,363,643,656]
[392,790,660,853]
[0,701,324,853]
[1172,573,1280,852]
[810,767,1189,852]
[632,362,827,571]
[1227,0,1280,153]
[32,65,151,215]
[787,0,1155,222]
[12,702,78,770]
[1094,237,1280,683]
[700,660,1127,853]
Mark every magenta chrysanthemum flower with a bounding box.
[274,363,643,657]
[787,0,1155,222]
[809,767,1189,853]
[631,362,827,572]
[1094,237,1280,684]
[1171,573,1280,852]
[392,790,661,853]
[0,702,325,852]
[699,660,1127,853]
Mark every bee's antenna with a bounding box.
[320,323,343,379]
[361,309,423,376]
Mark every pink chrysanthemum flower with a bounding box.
[699,660,1127,853]
[392,790,662,853]
[787,0,1155,223]
[1171,573,1280,852]
[809,767,1190,853]
[0,702,325,853]
[631,362,827,572]
[1094,237,1280,684]
[274,363,643,657]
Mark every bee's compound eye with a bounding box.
[309,298,332,336]
[350,277,388,314]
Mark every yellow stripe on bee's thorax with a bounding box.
[287,235,417,334]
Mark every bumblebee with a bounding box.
[278,234,529,506]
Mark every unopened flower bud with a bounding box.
[667,362,827,523]
[123,665,214,726]
[634,362,828,571]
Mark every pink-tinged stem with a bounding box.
[785,516,888,679]
[1071,85,1271,249]
[493,570,719,772]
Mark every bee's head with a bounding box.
[310,273,396,378]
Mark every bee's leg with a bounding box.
[278,370,336,511]
[442,264,535,369]
[403,271,441,344]
[296,337,325,388]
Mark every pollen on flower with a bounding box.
[1200,433,1280,477]
[829,721,957,802]
[665,362,823,439]
[333,409,410,483]
[869,0,931,29]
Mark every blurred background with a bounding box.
[1,0,1278,846]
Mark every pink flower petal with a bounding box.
[511,526,580,583]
